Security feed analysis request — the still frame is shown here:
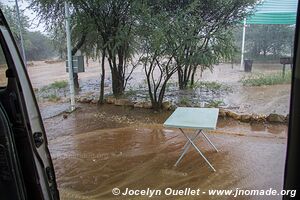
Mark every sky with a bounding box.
[1,0,46,33]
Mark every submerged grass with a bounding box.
[206,100,224,108]
[48,80,68,89]
[193,81,231,92]
[46,94,61,102]
[241,71,292,86]
[40,80,68,92]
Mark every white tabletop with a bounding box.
[163,107,219,130]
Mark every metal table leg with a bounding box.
[180,128,216,172]
[200,130,219,152]
[174,130,201,166]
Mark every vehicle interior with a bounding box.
[0,11,59,200]
[284,1,300,196]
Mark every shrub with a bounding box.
[241,71,291,86]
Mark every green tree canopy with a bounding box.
[234,24,295,60]
[0,3,56,61]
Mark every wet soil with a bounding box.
[42,103,288,200]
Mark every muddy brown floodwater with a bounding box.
[43,103,288,200]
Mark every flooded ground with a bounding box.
[225,84,290,115]
[27,60,291,115]
[23,60,291,199]
[42,103,288,200]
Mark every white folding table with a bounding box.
[163,107,219,172]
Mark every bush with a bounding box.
[241,71,292,86]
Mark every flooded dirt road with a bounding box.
[43,104,288,200]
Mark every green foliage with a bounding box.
[25,31,56,60]
[206,100,224,108]
[0,3,29,39]
[178,96,191,106]
[193,81,231,92]
[41,80,68,91]
[29,0,257,108]
[241,71,292,86]
[138,3,180,110]
[50,80,68,89]
[168,0,256,89]
[234,24,295,60]
[194,81,222,90]
[0,3,57,61]
[46,94,61,102]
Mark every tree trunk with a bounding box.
[178,69,188,90]
[111,69,124,97]
[73,73,79,94]
[98,50,105,104]
[71,34,87,92]
[151,78,171,111]
[107,48,125,97]
[178,65,184,90]
[190,66,197,87]
[178,66,191,90]
[86,55,89,67]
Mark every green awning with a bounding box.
[246,0,298,25]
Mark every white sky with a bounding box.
[1,0,46,33]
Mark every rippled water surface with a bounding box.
[43,104,287,200]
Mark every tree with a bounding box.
[30,0,92,90]
[78,22,107,104]
[137,3,180,110]
[0,3,29,55]
[30,0,138,97]
[171,0,256,89]
[246,24,294,58]
[0,3,57,61]
[138,0,256,110]
[76,0,138,97]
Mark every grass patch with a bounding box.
[40,81,68,94]
[40,80,68,92]
[241,71,291,86]
[46,94,61,102]
[193,81,231,92]
[178,96,191,106]
[49,80,68,89]
[206,100,224,108]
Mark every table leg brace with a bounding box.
[174,130,201,167]
[180,128,216,172]
[200,130,219,152]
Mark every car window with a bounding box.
[0,44,8,87]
